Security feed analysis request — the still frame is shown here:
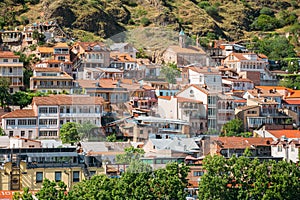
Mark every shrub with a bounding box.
[140,17,150,27]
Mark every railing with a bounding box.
[27,162,84,169]
[36,85,73,89]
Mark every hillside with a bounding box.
[0,0,299,50]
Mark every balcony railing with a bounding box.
[35,85,73,89]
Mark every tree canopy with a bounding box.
[199,155,300,200]
[59,122,81,145]
[160,62,180,84]
[115,146,145,164]
[0,77,11,109]
[23,162,189,200]
[221,118,251,137]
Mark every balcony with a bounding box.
[35,85,73,89]
[60,113,100,118]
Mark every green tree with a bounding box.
[160,62,180,84]
[221,118,243,136]
[35,179,67,200]
[11,91,33,109]
[13,187,34,200]
[116,146,145,164]
[106,133,117,142]
[150,162,189,199]
[0,77,11,109]
[251,14,279,31]
[199,155,300,200]
[68,175,116,199]
[59,122,81,145]
[78,121,97,139]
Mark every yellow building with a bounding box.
[0,148,103,191]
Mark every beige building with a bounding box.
[162,30,211,67]
[0,148,103,191]
[0,51,24,93]
[30,67,74,93]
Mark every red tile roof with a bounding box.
[0,51,19,58]
[2,109,36,118]
[268,130,300,139]
[215,137,273,149]
[283,100,300,105]
[158,96,171,100]
[33,95,104,106]
[33,67,61,72]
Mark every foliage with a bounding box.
[35,179,67,200]
[78,121,97,136]
[136,47,148,58]
[199,155,300,200]
[140,17,150,26]
[0,77,11,108]
[221,118,244,136]
[68,162,188,200]
[160,62,180,84]
[279,75,300,90]
[249,35,296,61]
[116,146,145,164]
[251,14,279,31]
[13,187,34,200]
[106,133,117,142]
[59,122,81,145]
[11,91,33,109]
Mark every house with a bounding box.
[2,95,104,139]
[36,46,53,61]
[34,59,73,75]
[243,87,283,107]
[222,78,254,92]
[76,79,129,108]
[9,137,42,148]
[223,52,277,86]
[137,58,160,79]
[109,43,138,59]
[254,129,300,141]
[181,65,222,92]
[209,137,273,158]
[30,67,74,93]
[82,67,123,80]
[53,42,70,62]
[71,42,110,79]
[271,137,299,163]
[0,31,22,46]
[176,84,234,132]
[158,96,207,135]
[110,52,137,70]
[0,51,24,93]
[162,30,212,67]
[0,147,103,190]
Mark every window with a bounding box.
[49,119,57,125]
[18,119,27,126]
[278,145,283,152]
[39,131,48,137]
[291,145,295,152]
[193,171,204,177]
[49,107,57,113]
[39,107,48,114]
[39,119,47,125]
[13,59,18,62]
[36,172,43,183]
[7,119,15,125]
[21,131,25,137]
[9,131,13,137]
[55,172,62,182]
[28,119,37,125]
[140,130,143,134]
[73,171,80,182]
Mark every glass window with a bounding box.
[7,119,16,125]
[36,172,43,183]
[55,172,62,182]
[278,146,282,152]
[28,119,37,125]
[21,131,25,137]
[18,119,27,126]
[39,107,48,114]
[193,171,204,177]
[3,59,8,62]
[73,171,80,182]
[49,107,58,113]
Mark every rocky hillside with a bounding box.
[0,0,299,47]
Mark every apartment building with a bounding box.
[30,67,74,93]
[2,95,104,139]
[0,51,24,93]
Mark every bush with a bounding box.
[260,7,274,16]
[205,6,219,17]
[251,14,279,31]
[140,17,150,26]
[198,1,210,9]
